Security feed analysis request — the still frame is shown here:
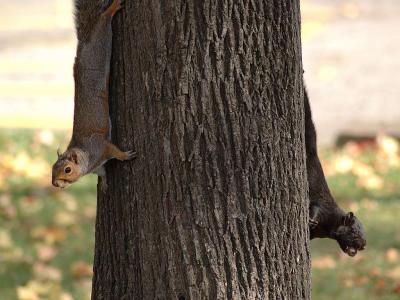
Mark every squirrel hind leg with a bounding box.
[309,204,320,229]
[103,0,123,18]
[94,166,108,192]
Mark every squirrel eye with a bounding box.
[65,167,72,174]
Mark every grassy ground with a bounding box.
[0,129,399,299]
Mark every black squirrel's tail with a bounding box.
[304,87,318,158]
[304,86,336,207]
[74,0,108,42]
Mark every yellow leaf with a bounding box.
[0,229,13,248]
[17,286,39,300]
[17,281,52,300]
[357,175,384,190]
[352,162,374,178]
[388,267,400,280]
[376,134,400,167]
[59,292,74,300]
[377,134,399,157]
[332,155,354,174]
[55,211,76,226]
[3,152,50,179]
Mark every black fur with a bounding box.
[304,88,366,256]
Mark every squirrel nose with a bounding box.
[52,180,59,187]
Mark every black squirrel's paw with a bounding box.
[309,218,318,229]
[124,150,137,160]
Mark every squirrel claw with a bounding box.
[125,150,137,160]
[104,0,124,18]
[309,218,318,229]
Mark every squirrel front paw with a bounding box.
[124,150,137,160]
[309,218,318,229]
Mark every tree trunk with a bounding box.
[92,1,309,299]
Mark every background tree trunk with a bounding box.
[92,1,309,299]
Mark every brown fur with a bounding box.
[52,0,135,191]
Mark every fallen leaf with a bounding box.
[343,141,364,157]
[31,226,67,244]
[3,152,49,180]
[394,282,400,294]
[0,193,16,218]
[83,206,96,218]
[35,244,57,262]
[33,263,62,281]
[375,279,386,291]
[0,229,13,248]
[355,275,369,285]
[312,255,336,269]
[352,162,374,178]
[357,175,384,190]
[54,211,76,226]
[368,267,381,277]
[343,277,354,288]
[377,134,399,157]
[19,196,43,214]
[333,155,354,174]
[387,248,399,263]
[59,292,74,300]
[376,134,400,168]
[17,286,39,300]
[71,261,93,278]
[17,281,52,300]
[387,266,400,280]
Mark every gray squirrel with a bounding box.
[304,88,366,256]
[52,0,136,191]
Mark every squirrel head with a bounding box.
[333,212,366,257]
[52,148,88,188]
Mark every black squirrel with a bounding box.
[304,88,366,256]
[52,0,136,191]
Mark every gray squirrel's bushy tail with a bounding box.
[74,0,109,42]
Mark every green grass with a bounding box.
[0,129,399,299]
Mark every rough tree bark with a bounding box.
[92,1,309,299]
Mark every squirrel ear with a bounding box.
[68,150,78,164]
[57,148,61,157]
[343,212,355,226]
